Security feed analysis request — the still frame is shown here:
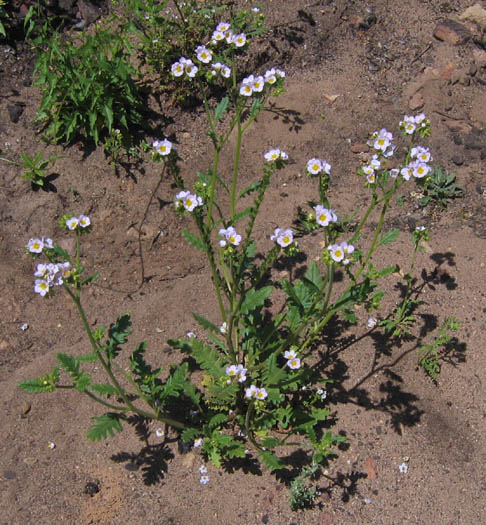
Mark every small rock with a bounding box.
[84,480,100,496]
[452,134,463,145]
[459,4,486,31]
[409,91,424,110]
[182,451,195,469]
[464,134,484,150]
[7,103,24,123]
[21,401,31,417]
[23,457,37,466]
[365,457,378,479]
[4,470,17,480]
[350,143,370,154]
[469,62,478,76]
[433,19,471,45]
[452,153,465,165]
[444,120,472,134]
[77,0,101,26]
[473,49,486,68]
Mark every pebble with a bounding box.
[350,143,370,154]
[21,401,31,417]
[7,103,24,123]
[408,91,424,110]
[433,19,471,45]
[452,153,465,166]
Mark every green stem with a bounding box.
[231,118,243,220]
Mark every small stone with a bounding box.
[464,134,483,150]
[4,470,17,480]
[21,401,31,417]
[469,63,478,76]
[350,143,370,154]
[182,451,195,469]
[23,457,37,466]
[472,49,486,68]
[433,19,471,45]
[452,153,465,165]
[84,480,100,496]
[7,103,24,123]
[409,91,424,110]
[459,4,486,31]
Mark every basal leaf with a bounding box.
[87,413,124,441]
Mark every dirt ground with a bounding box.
[1,0,486,523]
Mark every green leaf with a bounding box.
[158,363,189,401]
[19,376,56,394]
[192,313,219,334]
[214,96,229,121]
[377,229,400,247]
[240,286,273,315]
[104,313,131,360]
[238,180,263,199]
[303,261,323,291]
[87,413,123,441]
[182,230,207,253]
[208,413,227,428]
[259,450,284,471]
[81,273,99,286]
[90,383,119,397]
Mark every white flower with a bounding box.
[200,475,210,484]
[370,154,381,170]
[255,387,268,400]
[226,364,238,377]
[195,45,212,63]
[155,428,165,438]
[224,29,234,44]
[219,226,242,247]
[221,64,231,78]
[199,465,208,474]
[415,226,426,231]
[20,323,29,331]
[411,162,430,179]
[175,190,190,210]
[363,165,374,176]
[34,263,48,278]
[216,21,231,32]
[240,75,255,96]
[245,384,258,398]
[251,7,260,12]
[414,113,426,124]
[42,237,53,249]
[232,33,247,47]
[27,238,44,254]
[265,148,281,161]
[34,279,49,296]
[366,172,376,184]
[284,348,297,360]
[184,60,198,78]
[220,321,228,334]
[316,388,327,400]
[183,193,203,211]
[314,205,337,227]
[171,60,184,77]
[411,146,432,163]
[367,317,377,329]
[274,68,285,78]
[211,29,225,43]
[373,129,393,151]
[235,365,247,383]
[264,68,277,85]
[400,166,413,181]
[398,462,408,474]
[186,331,197,338]
[66,217,79,230]
[194,438,203,448]
[328,243,344,263]
[287,357,301,370]
[153,139,172,156]
[271,228,294,248]
[390,168,400,178]
[78,215,91,228]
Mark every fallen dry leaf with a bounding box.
[365,457,378,479]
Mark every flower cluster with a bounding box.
[152,138,172,157]
[33,261,72,296]
[239,68,285,97]
[313,205,338,227]
[174,190,203,212]
[284,348,301,370]
[66,215,91,231]
[210,62,231,79]
[171,57,198,78]
[399,113,429,135]
[210,22,246,47]
[245,384,268,400]
[270,228,294,248]
[368,128,395,158]
[400,145,433,181]
[264,148,288,162]
[218,226,242,247]
[225,364,247,383]
[27,236,53,255]
[306,158,331,176]
[362,154,383,184]
[328,241,354,265]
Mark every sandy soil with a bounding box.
[1,0,486,523]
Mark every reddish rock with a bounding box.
[433,19,471,45]
[350,143,370,154]
[409,91,425,110]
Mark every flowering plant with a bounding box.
[20,16,457,505]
